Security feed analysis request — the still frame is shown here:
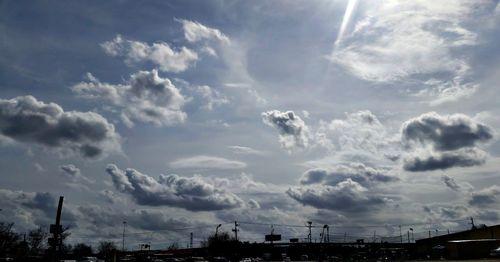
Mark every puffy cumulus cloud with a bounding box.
[0,96,120,158]
[192,85,229,111]
[469,185,500,206]
[99,189,125,204]
[403,148,487,172]
[402,112,493,151]
[72,70,187,127]
[287,178,387,212]
[169,155,247,170]
[330,1,495,103]
[101,35,198,73]
[442,175,460,191]
[262,110,310,151]
[401,112,493,171]
[60,164,95,184]
[177,19,230,44]
[299,163,398,187]
[316,110,396,154]
[247,199,261,209]
[105,164,244,211]
[0,189,60,228]
[59,164,80,176]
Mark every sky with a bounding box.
[1,0,500,249]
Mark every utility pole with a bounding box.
[190,232,193,248]
[407,231,410,243]
[232,221,239,241]
[307,221,312,243]
[50,196,64,262]
[470,217,476,229]
[122,221,127,252]
[326,225,330,243]
[215,224,222,238]
[399,225,402,243]
[373,231,376,243]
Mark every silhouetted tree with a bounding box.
[98,241,117,260]
[202,231,238,257]
[0,222,21,256]
[28,226,47,254]
[167,242,179,250]
[73,243,93,257]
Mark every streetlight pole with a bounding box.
[122,221,127,252]
[215,224,222,238]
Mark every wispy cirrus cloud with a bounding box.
[169,155,247,170]
[330,1,496,104]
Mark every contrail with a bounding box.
[334,0,359,48]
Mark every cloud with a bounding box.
[401,112,493,171]
[247,199,261,209]
[469,185,500,206]
[228,146,267,156]
[0,189,56,227]
[330,1,495,102]
[101,35,198,73]
[72,70,187,127]
[106,164,244,211]
[0,96,121,158]
[59,164,94,184]
[287,178,387,212]
[403,148,487,172]
[402,112,493,151]
[317,110,393,153]
[262,110,310,151]
[177,19,230,44]
[99,189,125,204]
[59,164,80,176]
[192,85,229,111]
[299,163,398,187]
[442,175,460,191]
[169,155,247,170]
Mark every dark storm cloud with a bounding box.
[287,179,387,212]
[77,205,195,231]
[403,148,487,171]
[469,185,500,206]
[106,164,244,211]
[402,112,493,151]
[299,163,398,187]
[0,189,59,227]
[262,110,309,150]
[401,112,493,171]
[0,96,120,158]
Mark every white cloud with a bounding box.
[262,110,310,151]
[106,164,244,211]
[72,70,187,127]
[330,1,493,103]
[228,146,267,156]
[101,35,198,73]
[169,155,247,170]
[177,19,230,44]
[192,85,229,111]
